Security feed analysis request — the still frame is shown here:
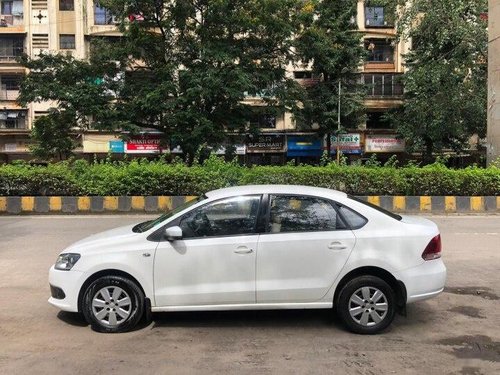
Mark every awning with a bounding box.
[287,136,322,157]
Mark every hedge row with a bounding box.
[0,157,499,196]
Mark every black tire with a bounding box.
[336,275,396,334]
[82,275,144,333]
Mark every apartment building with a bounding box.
[0,0,409,163]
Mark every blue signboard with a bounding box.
[109,140,125,153]
[287,136,322,157]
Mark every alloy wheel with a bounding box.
[348,286,389,327]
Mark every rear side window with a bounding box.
[337,205,368,229]
[268,195,347,233]
[348,195,402,221]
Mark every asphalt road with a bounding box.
[0,215,499,375]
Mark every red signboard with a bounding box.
[125,134,164,154]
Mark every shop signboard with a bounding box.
[125,134,164,154]
[365,134,405,153]
[109,140,125,153]
[287,136,322,157]
[246,134,285,153]
[328,133,362,154]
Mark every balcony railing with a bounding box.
[0,89,19,100]
[0,119,26,130]
[361,73,403,98]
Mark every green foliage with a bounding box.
[0,159,498,196]
[294,0,366,151]
[391,0,488,160]
[29,109,77,160]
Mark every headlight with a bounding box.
[55,253,81,271]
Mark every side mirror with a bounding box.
[165,226,183,241]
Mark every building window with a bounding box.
[249,113,277,129]
[59,34,75,49]
[94,4,115,25]
[0,110,26,129]
[0,37,23,59]
[1,1,13,15]
[362,74,403,97]
[366,112,391,129]
[1,74,21,90]
[365,1,395,27]
[365,39,394,62]
[59,0,74,11]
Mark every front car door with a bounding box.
[154,195,261,307]
[256,194,356,303]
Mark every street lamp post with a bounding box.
[336,80,341,164]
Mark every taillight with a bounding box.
[422,234,442,261]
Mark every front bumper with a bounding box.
[48,265,86,312]
[397,259,447,304]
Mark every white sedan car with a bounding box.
[49,185,446,334]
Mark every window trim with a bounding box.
[152,194,263,241]
[262,194,351,235]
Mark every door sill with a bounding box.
[151,302,332,312]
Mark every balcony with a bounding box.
[293,71,320,88]
[0,109,26,130]
[361,73,403,98]
[0,0,24,31]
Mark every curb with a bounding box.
[0,195,499,214]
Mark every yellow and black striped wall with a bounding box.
[0,196,498,214]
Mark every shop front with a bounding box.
[287,135,322,164]
[246,134,286,165]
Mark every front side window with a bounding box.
[268,195,346,233]
[59,0,74,11]
[59,34,75,49]
[179,195,261,239]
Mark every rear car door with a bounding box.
[256,195,356,303]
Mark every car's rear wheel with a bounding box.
[336,275,396,334]
[82,275,144,333]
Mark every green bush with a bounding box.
[0,156,498,196]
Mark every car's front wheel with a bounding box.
[336,275,396,334]
[82,275,144,333]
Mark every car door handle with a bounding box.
[328,242,347,250]
[234,246,254,254]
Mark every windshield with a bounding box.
[348,195,402,221]
[132,196,206,233]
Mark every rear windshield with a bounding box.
[348,195,402,221]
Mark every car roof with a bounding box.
[206,185,347,200]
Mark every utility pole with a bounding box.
[336,80,341,164]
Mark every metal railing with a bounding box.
[361,73,403,98]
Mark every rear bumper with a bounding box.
[397,259,447,304]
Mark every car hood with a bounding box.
[61,223,139,254]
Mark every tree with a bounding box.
[294,0,366,157]
[391,0,488,161]
[89,0,306,162]
[29,109,77,160]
